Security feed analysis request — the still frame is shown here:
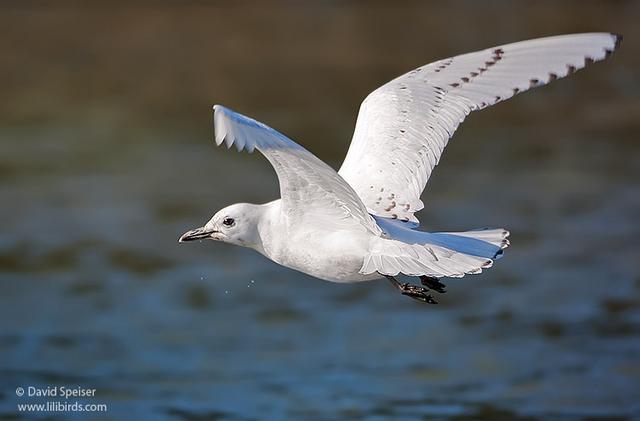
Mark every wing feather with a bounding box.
[339,33,621,225]
[213,105,382,235]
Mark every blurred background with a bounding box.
[1,1,639,419]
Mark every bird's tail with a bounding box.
[360,228,510,278]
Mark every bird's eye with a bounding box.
[222,217,235,227]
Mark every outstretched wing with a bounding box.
[338,33,621,225]
[213,105,381,235]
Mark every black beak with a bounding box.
[178,227,217,242]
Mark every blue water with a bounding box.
[1,124,638,419]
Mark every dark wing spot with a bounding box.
[450,83,460,87]
[615,34,623,48]
[461,77,469,83]
[548,73,558,81]
[567,64,576,74]
[529,78,539,87]
[513,87,520,94]
[470,71,479,77]
[426,247,438,261]
[584,56,594,65]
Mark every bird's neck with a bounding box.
[249,199,283,258]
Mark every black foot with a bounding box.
[420,275,447,293]
[384,275,438,304]
[398,282,439,304]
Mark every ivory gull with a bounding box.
[180,33,620,303]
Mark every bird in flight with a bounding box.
[180,33,620,304]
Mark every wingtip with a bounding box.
[602,33,622,59]
[213,105,230,147]
[213,104,232,116]
[613,33,623,49]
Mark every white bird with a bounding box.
[180,33,620,303]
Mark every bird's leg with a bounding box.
[383,275,438,304]
[419,275,447,293]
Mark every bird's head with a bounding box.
[178,203,262,248]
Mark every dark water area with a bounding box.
[1,1,639,419]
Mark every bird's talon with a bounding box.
[420,275,447,293]
[384,275,438,304]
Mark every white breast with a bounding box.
[266,224,377,283]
